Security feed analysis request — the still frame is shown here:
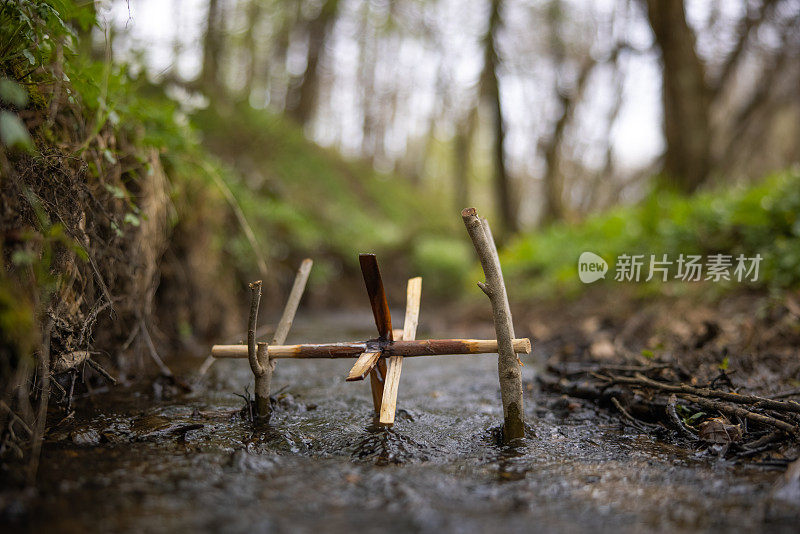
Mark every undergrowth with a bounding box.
[503,169,800,298]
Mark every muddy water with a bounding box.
[14,311,798,533]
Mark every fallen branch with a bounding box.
[606,372,800,415]
[667,394,698,440]
[679,394,800,440]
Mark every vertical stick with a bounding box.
[379,277,422,425]
[247,281,270,423]
[359,254,393,418]
[461,208,526,442]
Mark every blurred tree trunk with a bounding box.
[454,107,477,213]
[287,0,340,126]
[540,60,593,225]
[480,0,517,235]
[644,0,711,193]
[242,0,262,98]
[201,0,223,98]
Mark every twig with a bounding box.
[608,373,800,415]
[667,394,698,440]
[206,162,268,281]
[462,208,525,442]
[246,281,269,422]
[85,357,117,385]
[140,320,173,377]
[679,394,800,439]
[28,319,53,486]
[0,400,33,436]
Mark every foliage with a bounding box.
[193,105,465,294]
[503,169,800,297]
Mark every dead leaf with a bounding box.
[698,417,742,444]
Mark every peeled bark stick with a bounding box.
[462,207,526,442]
[212,338,532,359]
[379,277,422,426]
[271,259,313,347]
[247,281,270,422]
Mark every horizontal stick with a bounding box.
[211,338,531,360]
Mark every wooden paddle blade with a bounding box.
[359,254,393,340]
[346,351,382,381]
[379,276,422,426]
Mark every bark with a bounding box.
[644,0,712,193]
[480,0,517,235]
[461,208,526,442]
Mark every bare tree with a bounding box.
[201,0,223,97]
[286,0,340,126]
[643,0,799,191]
[480,0,517,235]
[644,0,711,193]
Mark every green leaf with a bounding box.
[0,111,33,150]
[0,78,28,107]
[641,349,654,360]
[684,412,706,426]
[718,357,729,371]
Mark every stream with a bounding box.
[8,310,798,533]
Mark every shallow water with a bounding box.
[11,311,799,533]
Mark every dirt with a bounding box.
[2,298,800,533]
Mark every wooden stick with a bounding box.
[246,281,270,422]
[271,259,313,346]
[211,338,532,359]
[359,254,393,340]
[462,207,526,441]
[255,259,313,423]
[359,254,393,416]
[369,360,386,415]
[380,277,422,425]
[346,351,382,381]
